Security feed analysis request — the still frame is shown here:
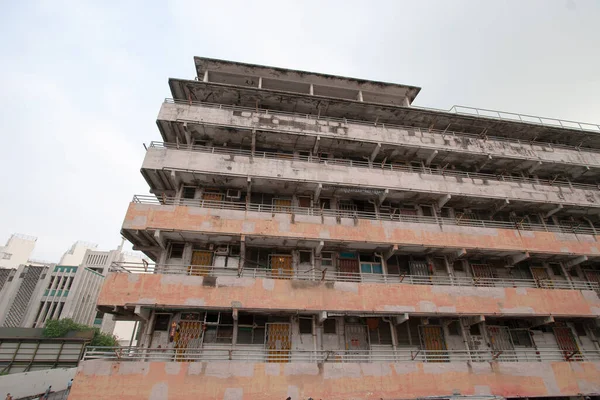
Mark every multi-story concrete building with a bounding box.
[73,57,600,399]
[0,233,38,269]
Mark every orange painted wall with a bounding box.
[123,203,600,256]
[98,273,600,317]
[70,360,600,400]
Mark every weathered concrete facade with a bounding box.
[73,57,600,400]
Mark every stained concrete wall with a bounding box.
[98,273,600,317]
[0,367,76,399]
[143,148,600,208]
[159,102,600,169]
[123,203,600,256]
[70,360,600,400]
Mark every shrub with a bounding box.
[43,318,119,347]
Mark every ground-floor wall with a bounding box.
[0,367,76,399]
[71,360,600,400]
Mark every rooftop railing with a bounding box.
[148,141,600,192]
[164,98,600,154]
[83,346,600,363]
[132,194,599,237]
[110,261,600,292]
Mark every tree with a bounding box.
[43,318,119,347]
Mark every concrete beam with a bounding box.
[134,306,150,321]
[545,204,563,218]
[318,311,327,324]
[369,143,382,162]
[509,252,530,266]
[565,255,588,268]
[573,165,590,179]
[462,315,485,326]
[384,245,399,261]
[313,135,320,154]
[154,230,166,249]
[454,248,467,259]
[528,161,543,174]
[132,246,161,252]
[315,241,324,256]
[530,316,554,328]
[378,189,389,206]
[438,194,451,209]
[394,313,409,325]
[425,150,439,167]
[314,183,322,201]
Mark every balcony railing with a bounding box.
[110,261,600,292]
[164,98,600,154]
[83,346,600,363]
[148,141,599,192]
[132,194,599,237]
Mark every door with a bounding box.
[530,266,553,288]
[345,324,369,355]
[265,323,291,363]
[409,260,431,284]
[338,258,360,279]
[553,326,582,361]
[188,250,213,276]
[471,263,494,286]
[174,319,203,360]
[419,325,448,362]
[270,255,293,279]
[273,198,292,213]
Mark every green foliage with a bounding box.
[43,318,119,347]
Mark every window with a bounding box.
[47,277,55,290]
[169,243,185,259]
[569,268,579,278]
[453,260,464,272]
[433,258,446,273]
[299,318,313,334]
[203,312,234,344]
[299,251,312,264]
[396,319,421,347]
[182,186,196,199]
[153,314,171,331]
[447,321,461,336]
[2,253,11,260]
[574,322,587,337]
[510,329,533,347]
[550,263,563,277]
[321,252,333,267]
[237,313,266,345]
[368,319,393,345]
[66,277,74,290]
[469,324,481,336]
[323,319,336,334]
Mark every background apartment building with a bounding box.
[0,237,143,332]
[72,58,600,400]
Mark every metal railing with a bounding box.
[132,194,599,236]
[110,261,600,292]
[164,98,600,154]
[148,141,600,192]
[83,346,600,363]
[448,105,600,134]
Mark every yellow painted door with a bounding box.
[419,325,448,362]
[530,266,553,288]
[270,255,293,279]
[273,198,292,213]
[188,250,213,276]
[265,323,291,363]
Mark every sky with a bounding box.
[0,0,599,262]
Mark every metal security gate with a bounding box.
[530,266,553,288]
[419,325,448,362]
[409,261,429,276]
[174,319,203,360]
[265,323,291,363]
[553,326,582,361]
[269,255,293,279]
[345,324,369,354]
[338,258,360,278]
[471,263,494,286]
[487,325,515,361]
[188,250,213,276]
[584,270,600,286]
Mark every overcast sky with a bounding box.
[1,0,599,262]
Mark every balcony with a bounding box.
[158,99,600,179]
[123,196,600,256]
[141,143,600,212]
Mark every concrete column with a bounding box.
[459,318,472,362]
[257,76,262,89]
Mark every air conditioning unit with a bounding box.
[216,246,229,255]
[226,189,241,200]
